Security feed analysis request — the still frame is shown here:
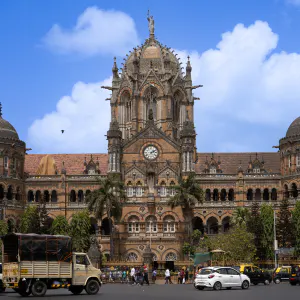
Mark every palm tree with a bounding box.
[86,175,126,260]
[231,207,250,227]
[167,174,204,234]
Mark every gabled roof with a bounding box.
[25,153,108,176]
[195,152,280,174]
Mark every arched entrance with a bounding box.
[192,216,204,234]
[206,216,219,234]
[165,252,177,272]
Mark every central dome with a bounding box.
[286,117,300,138]
[0,115,19,140]
[124,37,181,76]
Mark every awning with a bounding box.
[193,252,212,265]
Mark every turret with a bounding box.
[107,114,122,174]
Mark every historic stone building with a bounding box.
[1,17,300,267]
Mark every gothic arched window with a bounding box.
[121,91,131,124]
[136,181,143,197]
[127,182,133,197]
[146,216,157,233]
[144,86,158,121]
[128,216,140,233]
[163,215,175,233]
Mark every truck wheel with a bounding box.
[85,279,100,295]
[31,281,47,297]
[69,285,84,295]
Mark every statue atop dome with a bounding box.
[147,10,155,37]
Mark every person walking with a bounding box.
[142,264,150,286]
[165,268,171,284]
[185,269,189,284]
[130,267,136,285]
[152,269,157,284]
[180,269,185,284]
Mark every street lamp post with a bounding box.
[274,210,278,269]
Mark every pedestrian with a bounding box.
[165,268,171,284]
[130,266,136,285]
[152,269,157,284]
[180,269,185,284]
[142,264,150,286]
[185,268,189,284]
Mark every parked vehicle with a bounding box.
[273,266,291,284]
[194,267,250,290]
[0,263,5,292]
[289,266,300,286]
[233,264,272,285]
[1,233,101,297]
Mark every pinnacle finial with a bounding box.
[0,102,2,117]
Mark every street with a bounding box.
[1,282,299,300]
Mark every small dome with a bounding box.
[286,117,300,138]
[0,116,19,140]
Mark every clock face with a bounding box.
[144,145,158,160]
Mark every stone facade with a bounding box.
[1,19,300,266]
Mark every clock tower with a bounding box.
[105,14,200,206]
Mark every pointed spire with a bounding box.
[0,102,2,118]
[186,55,192,72]
[112,57,119,79]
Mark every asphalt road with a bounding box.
[1,282,299,299]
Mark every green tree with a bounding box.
[260,204,274,260]
[231,207,250,226]
[167,174,204,233]
[86,175,126,258]
[69,210,91,252]
[20,206,40,233]
[50,216,69,235]
[247,200,262,258]
[208,225,256,264]
[292,201,300,257]
[277,198,292,248]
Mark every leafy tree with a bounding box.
[20,206,40,233]
[50,216,69,235]
[167,174,204,233]
[86,175,126,258]
[231,207,250,226]
[260,204,274,260]
[247,200,262,258]
[69,210,91,252]
[292,201,300,257]
[277,198,292,248]
[182,241,195,255]
[208,225,256,264]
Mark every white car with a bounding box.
[194,267,250,290]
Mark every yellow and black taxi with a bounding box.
[233,264,272,285]
[289,266,300,286]
[273,266,291,284]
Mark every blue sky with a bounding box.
[1,0,300,153]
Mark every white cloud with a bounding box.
[27,78,111,153]
[176,20,300,151]
[43,7,139,56]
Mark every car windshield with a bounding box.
[199,269,213,275]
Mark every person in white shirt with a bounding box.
[165,268,171,284]
[130,267,136,284]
